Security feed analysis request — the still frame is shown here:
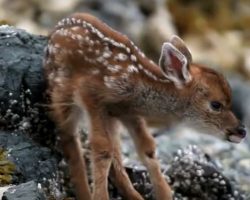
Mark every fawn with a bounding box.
[43,13,246,200]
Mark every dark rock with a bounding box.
[0,131,58,185]
[0,25,47,113]
[0,25,54,145]
[108,162,154,200]
[167,145,244,200]
[110,145,245,200]
[2,181,46,200]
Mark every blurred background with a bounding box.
[0,0,250,198]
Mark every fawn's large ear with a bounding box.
[159,42,192,86]
[170,35,192,64]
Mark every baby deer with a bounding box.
[44,13,246,200]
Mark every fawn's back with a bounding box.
[44,13,175,114]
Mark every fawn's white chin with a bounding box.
[228,135,243,143]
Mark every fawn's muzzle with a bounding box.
[227,124,247,143]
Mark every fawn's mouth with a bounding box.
[226,128,246,143]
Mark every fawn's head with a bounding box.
[158,36,246,143]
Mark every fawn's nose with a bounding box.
[236,124,247,138]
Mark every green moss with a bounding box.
[0,148,15,186]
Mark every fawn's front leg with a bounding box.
[109,132,144,200]
[121,116,173,200]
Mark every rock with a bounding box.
[0,148,15,186]
[0,25,54,144]
[2,181,46,200]
[0,131,58,184]
[113,144,245,200]
[238,159,250,173]
[0,26,77,199]
[0,186,11,199]
[119,124,250,199]
[0,25,46,113]
[109,163,153,200]
[167,145,244,200]
[153,125,250,198]
[0,130,60,197]
[0,130,65,199]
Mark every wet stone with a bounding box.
[167,146,244,200]
[109,145,246,200]
[0,25,54,145]
[2,181,46,200]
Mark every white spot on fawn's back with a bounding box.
[114,53,128,61]
[107,65,122,73]
[103,51,112,58]
[130,54,137,62]
[53,16,169,83]
[71,26,81,31]
[127,65,139,73]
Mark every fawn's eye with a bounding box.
[210,101,222,111]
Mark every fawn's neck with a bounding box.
[131,72,192,118]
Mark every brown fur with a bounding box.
[44,13,243,200]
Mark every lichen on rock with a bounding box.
[0,148,15,186]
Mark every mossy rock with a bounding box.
[0,148,15,186]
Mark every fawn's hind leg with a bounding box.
[51,92,91,200]
[86,106,117,200]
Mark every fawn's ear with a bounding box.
[159,42,192,86]
[170,35,192,64]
